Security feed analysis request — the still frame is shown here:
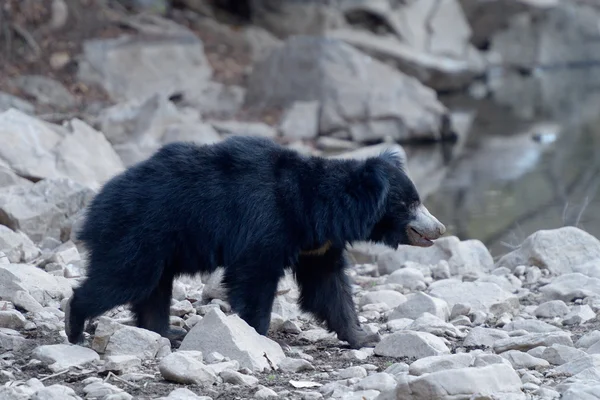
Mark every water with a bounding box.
[417,67,600,259]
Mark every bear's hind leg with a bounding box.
[295,248,380,349]
[223,263,282,336]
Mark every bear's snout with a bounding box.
[406,204,446,247]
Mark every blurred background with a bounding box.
[1,0,599,259]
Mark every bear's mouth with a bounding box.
[407,227,435,247]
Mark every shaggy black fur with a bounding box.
[66,135,423,349]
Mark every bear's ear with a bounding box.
[378,148,405,171]
[329,158,390,244]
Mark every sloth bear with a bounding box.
[65,135,445,349]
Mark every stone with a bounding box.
[179,308,285,371]
[577,331,600,349]
[0,92,35,114]
[220,369,260,386]
[326,29,484,92]
[254,386,278,399]
[0,263,72,307]
[0,310,27,330]
[503,319,562,333]
[353,373,396,392]
[541,344,587,365]
[279,357,314,373]
[563,305,596,325]
[378,236,493,276]
[0,327,29,351]
[0,178,95,243]
[540,273,600,302]
[429,280,519,315]
[78,28,213,102]
[159,351,217,386]
[12,290,44,313]
[0,225,41,263]
[0,110,124,190]
[279,101,320,140]
[161,388,212,399]
[496,227,600,275]
[105,326,165,360]
[552,354,600,376]
[338,366,368,379]
[32,384,80,400]
[534,300,570,318]
[83,381,125,398]
[104,355,142,373]
[464,327,510,348]
[245,36,450,143]
[11,75,76,109]
[32,344,100,372]
[210,120,277,138]
[493,331,573,353]
[388,292,450,321]
[385,268,427,291]
[407,312,463,338]
[500,350,550,369]
[374,331,450,359]
[359,290,406,309]
[409,353,473,376]
[397,364,523,400]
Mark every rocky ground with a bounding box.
[2,0,600,399]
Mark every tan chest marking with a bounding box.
[299,240,332,256]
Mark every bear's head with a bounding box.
[368,150,446,249]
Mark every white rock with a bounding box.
[0,310,27,330]
[83,381,125,398]
[246,36,450,143]
[159,351,217,386]
[497,227,600,275]
[32,344,100,372]
[0,263,72,307]
[32,384,79,400]
[104,355,142,372]
[378,236,493,276]
[408,312,463,338]
[389,292,449,321]
[254,386,279,398]
[179,308,285,371]
[220,369,260,386]
[409,353,473,376]
[210,120,276,138]
[464,327,510,348]
[0,110,124,190]
[279,357,314,373]
[534,300,570,318]
[500,350,550,369]
[540,273,600,301]
[385,268,427,291]
[552,354,600,376]
[397,364,523,399]
[0,327,29,351]
[161,388,212,400]
[338,366,368,379]
[359,290,406,309]
[429,280,519,315]
[577,331,600,349]
[0,225,40,263]
[354,372,396,392]
[0,178,94,243]
[472,354,511,368]
[493,332,573,353]
[540,344,587,365]
[105,326,164,360]
[279,101,319,140]
[563,305,596,325]
[374,331,450,358]
[503,319,562,333]
[341,390,379,400]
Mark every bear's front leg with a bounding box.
[295,248,380,349]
